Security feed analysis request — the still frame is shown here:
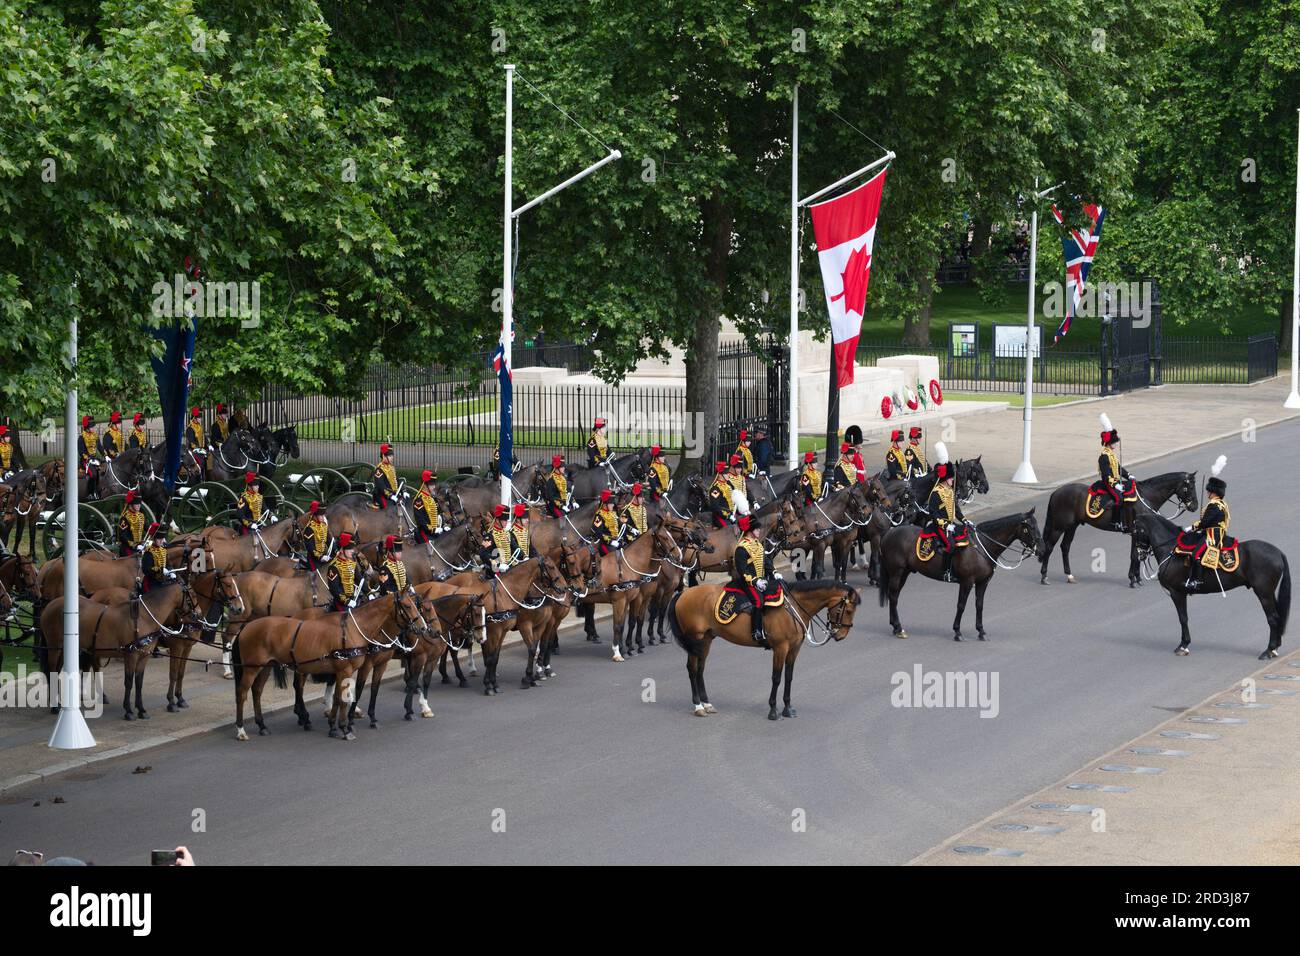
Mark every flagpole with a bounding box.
[788,84,800,466]
[500,65,514,508]
[1286,107,1300,409]
[1012,179,1062,484]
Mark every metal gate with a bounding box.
[1101,279,1159,395]
[711,339,789,466]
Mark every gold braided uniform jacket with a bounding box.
[212,416,229,445]
[648,461,671,496]
[800,464,822,499]
[80,428,98,458]
[414,485,441,527]
[307,517,329,557]
[328,555,358,600]
[593,506,619,542]
[622,501,647,533]
[727,473,747,496]
[0,440,12,472]
[885,446,908,480]
[374,461,397,494]
[710,476,734,516]
[836,457,858,485]
[382,557,408,592]
[186,419,203,448]
[546,472,568,504]
[129,427,147,449]
[119,508,146,548]
[906,442,927,473]
[238,490,263,524]
[734,536,765,584]
[736,445,754,473]
[142,544,170,583]
[104,425,123,459]
[1192,500,1230,547]
[588,431,609,463]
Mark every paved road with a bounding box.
[3,421,1295,865]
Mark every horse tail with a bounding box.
[667,592,696,656]
[231,635,243,687]
[1277,551,1291,638]
[1041,498,1055,551]
[270,660,288,691]
[877,556,889,607]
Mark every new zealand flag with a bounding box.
[149,318,196,489]
[492,342,512,483]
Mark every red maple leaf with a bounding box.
[830,244,872,317]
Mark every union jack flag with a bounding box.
[1050,201,1105,343]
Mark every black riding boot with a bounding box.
[942,550,955,583]
[1184,561,1200,591]
[750,607,767,648]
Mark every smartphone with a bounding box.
[150,850,179,866]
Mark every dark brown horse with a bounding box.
[1133,510,1291,659]
[878,510,1043,641]
[668,579,860,720]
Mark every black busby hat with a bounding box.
[1206,455,1226,496]
[844,424,863,446]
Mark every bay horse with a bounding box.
[878,509,1044,641]
[668,579,861,719]
[1133,510,1290,659]
[405,584,485,718]
[1040,470,1198,587]
[231,590,429,740]
[0,466,50,557]
[41,580,200,719]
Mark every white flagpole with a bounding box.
[1012,179,1063,484]
[788,84,800,466]
[501,64,514,508]
[50,310,95,750]
[1286,107,1300,409]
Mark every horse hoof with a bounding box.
[421,708,434,718]
[782,706,797,718]
[953,632,964,642]
[612,652,625,663]
[345,731,357,741]
[895,630,907,639]
[693,706,708,717]
[1039,576,1050,586]
[977,631,988,642]
[1259,649,1279,661]
[303,722,313,732]
[328,728,340,738]
[123,712,134,721]
[457,679,468,688]
[520,679,531,689]
[703,703,717,714]
[404,713,413,721]
[1066,575,1077,584]
[167,703,177,713]
[177,698,189,709]
[369,719,378,728]
[258,726,269,736]
[1175,645,1190,656]
[441,676,452,685]
[768,711,779,721]
[236,727,249,741]
[221,672,234,680]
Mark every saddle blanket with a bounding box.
[916,529,968,562]
[1085,484,1138,519]
[1173,533,1241,572]
[714,584,784,625]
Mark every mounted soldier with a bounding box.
[592,489,622,554]
[304,500,331,572]
[884,429,908,481]
[78,414,101,499]
[117,489,147,556]
[905,425,928,480]
[730,514,782,646]
[327,532,360,611]
[621,482,649,540]
[543,455,571,518]
[102,411,124,461]
[372,444,398,509]
[235,471,263,536]
[844,425,866,484]
[646,445,671,501]
[735,429,755,477]
[1091,412,1136,532]
[727,454,750,515]
[412,469,443,546]
[587,417,610,468]
[127,413,148,451]
[923,442,968,583]
[141,524,174,592]
[828,442,858,491]
[0,424,14,480]
[481,503,532,576]
[377,535,409,595]
[1176,455,1233,592]
[184,406,207,481]
[707,461,734,528]
[211,403,231,447]
[798,451,823,506]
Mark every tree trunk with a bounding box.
[901,274,935,347]
[681,191,732,477]
[971,217,992,260]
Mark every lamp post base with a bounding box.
[1011,461,1038,485]
[1285,389,1300,409]
[49,704,96,750]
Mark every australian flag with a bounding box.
[149,317,197,489]
[492,341,512,482]
[1050,201,1105,343]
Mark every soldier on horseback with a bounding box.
[327,532,360,610]
[185,406,207,481]
[905,426,928,479]
[78,414,101,499]
[372,444,398,509]
[592,489,622,554]
[924,443,968,583]
[621,483,648,539]
[1092,413,1136,532]
[884,429,908,481]
[377,535,409,595]
[731,515,780,646]
[708,461,735,528]
[1178,456,1231,592]
[735,429,755,477]
[587,417,609,468]
[828,442,858,491]
[211,403,230,447]
[235,471,263,536]
[646,446,671,500]
[0,425,13,480]
[727,454,750,515]
[798,451,823,505]
[103,411,123,460]
[304,500,331,572]
[543,455,571,518]
[413,470,443,546]
[117,490,146,556]
[127,413,148,450]
[844,426,866,484]
[141,524,174,592]
[481,503,534,576]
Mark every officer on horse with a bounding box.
[798,450,822,505]
[543,455,570,518]
[730,514,782,646]
[708,461,734,528]
[117,489,147,556]
[828,442,858,491]
[102,411,123,461]
[924,442,968,583]
[372,444,398,509]
[0,424,14,480]
[905,425,928,479]
[587,417,609,468]
[592,489,622,554]
[1092,413,1136,532]
[141,524,174,592]
[621,483,648,539]
[377,535,409,595]
[735,429,755,477]
[78,414,101,499]
[304,500,331,572]
[235,471,263,536]
[127,413,148,450]
[646,445,671,500]
[211,403,230,447]
[327,532,360,610]
[1176,455,1232,591]
[185,406,207,480]
[412,469,443,546]
[727,454,750,514]
[884,429,908,481]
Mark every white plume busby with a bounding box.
[934,441,955,481]
[1099,412,1118,445]
[1207,455,1227,496]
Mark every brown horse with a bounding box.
[231,590,429,740]
[41,580,200,719]
[201,518,300,572]
[668,579,861,719]
[405,583,484,718]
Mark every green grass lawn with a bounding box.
[944,390,1081,408]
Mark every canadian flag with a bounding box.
[810,167,887,387]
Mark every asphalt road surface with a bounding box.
[4,420,1295,865]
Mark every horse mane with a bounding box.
[783,578,856,598]
[1140,470,1191,487]
[977,510,1030,533]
